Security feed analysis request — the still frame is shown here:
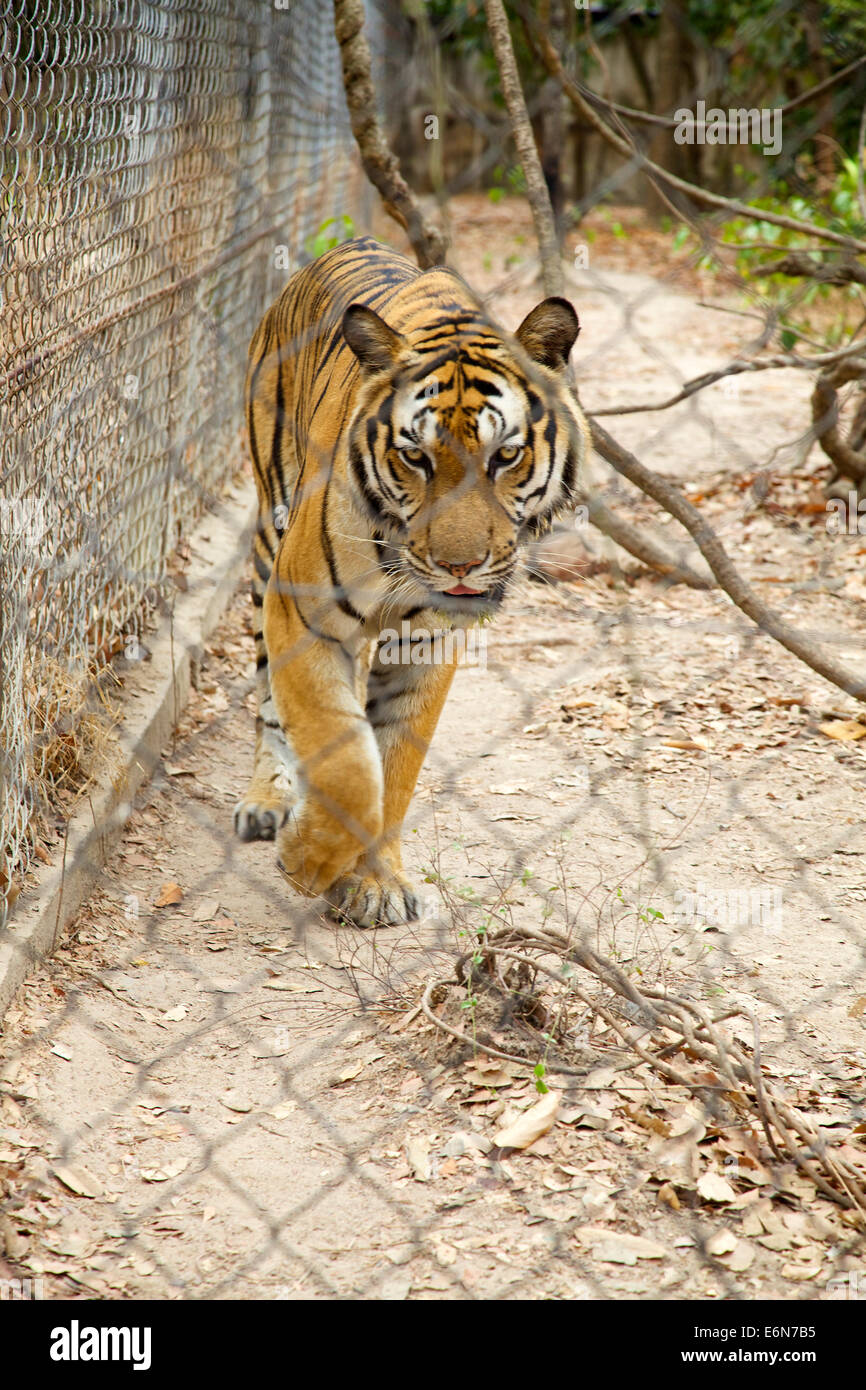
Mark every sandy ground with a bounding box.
[1,199,865,1301]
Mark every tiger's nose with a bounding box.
[435,555,486,578]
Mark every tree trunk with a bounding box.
[332,0,447,267]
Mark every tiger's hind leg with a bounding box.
[233,568,300,842]
[235,316,301,843]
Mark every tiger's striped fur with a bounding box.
[235,236,589,927]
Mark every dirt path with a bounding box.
[2,207,865,1300]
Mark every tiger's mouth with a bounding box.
[428,576,510,614]
[394,552,514,613]
[443,582,486,596]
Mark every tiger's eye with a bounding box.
[491,444,524,470]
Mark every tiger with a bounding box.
[234,235,589,928]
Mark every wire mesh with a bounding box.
[0,0,865,1312]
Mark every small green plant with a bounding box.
[306,214,355,259]
[533,1061,549,1095]
[665,156,866,340]
[487,163,526,202]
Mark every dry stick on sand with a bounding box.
[421,925,866,1223]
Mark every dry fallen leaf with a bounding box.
[220,1090,252,1114]
[140,1158,188,1183]
[718,1239,756,1273]
[706,1229,738,1256]
[154,881,183,908]
[582,1067,618,1091]
[493,1090,560,1150]
[781,1261,822,1282]
[697,1170,737,1204]
[406,1137,431,1182]
[53,1164,104,1198]
[331,1061,364,1086]
[575,1225,667,1265]
[819,719,866,742]
[463,1066,513,1088]
[266,1101,297,1120]
[657,1182,681,1211]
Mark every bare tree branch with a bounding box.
[570,51,866,131]
[755,251,866,288]
[332,0,447,268]
[812,359,866,485]
[482,0,563,297]
[593,335,866,417]
[575,489,714,590]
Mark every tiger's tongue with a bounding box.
[445,583,484,596]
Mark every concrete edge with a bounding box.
[0,479,257,1021]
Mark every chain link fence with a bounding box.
[0,0,865,1311]
[0,0,379,924]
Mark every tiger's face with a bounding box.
[344,296,588,614]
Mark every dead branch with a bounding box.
[423,920,866,1222]
[332,0,447,268]
[576,489,714,589]
[593,335,866,417]
[755,252,866,288]
[811,358,866,485]
[567,51,866,132]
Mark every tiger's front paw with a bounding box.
[326,869,423,929]
[275,824,365,900]
[234,792,290,842]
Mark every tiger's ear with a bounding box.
[514,297,579,371]
[342,304,408,373]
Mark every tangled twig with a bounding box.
[422,921,866,1223]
